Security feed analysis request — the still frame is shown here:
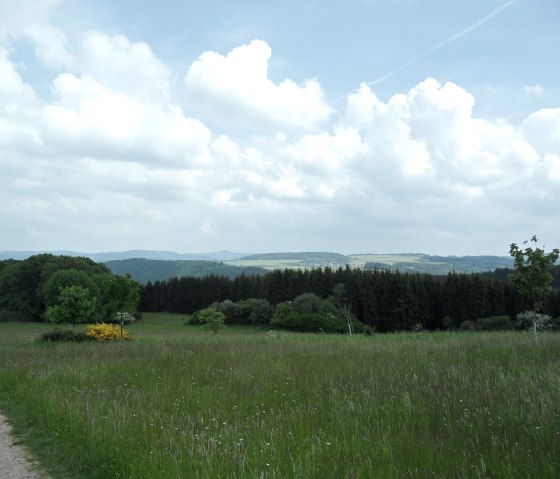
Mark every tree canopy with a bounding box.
[509,236,559,312]
[46,285,97,327]
[0,254,139,323]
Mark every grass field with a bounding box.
[226,254,428,270]
[0,315,559,478]
[226,259,328,270]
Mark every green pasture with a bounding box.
[0,317,559,478]
[226,258,313,270]
[226,254,437,271]
[348,254,428,268]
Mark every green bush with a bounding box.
[363,324,375,336]
[195,307,225,334]
[475,316,516,331]
[515,311,559,331]
[40,329,91,342]
[213,298,273,325]
[459,320,477,331]
[271,293,363,333]
[442,316,458,330]
[241,298,273,324]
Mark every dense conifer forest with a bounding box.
[139,266,560,332]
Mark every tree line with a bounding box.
[139,266,560,332]
[2,252,558,333]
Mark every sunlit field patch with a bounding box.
[0,320,559,478]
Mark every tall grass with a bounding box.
[0,323,559,478]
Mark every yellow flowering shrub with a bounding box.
[85,323,132,341]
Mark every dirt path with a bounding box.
[0,414,51,479]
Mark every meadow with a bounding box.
[0,315,559,478]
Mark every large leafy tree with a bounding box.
[509,236,559,334]
[46,285,97,328]
[0,254,111,321]
[39,268,101,310]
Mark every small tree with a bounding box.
[196,307,225,334]
[509,236,559,337]
[101,274,141,338]
[46,285,97,329]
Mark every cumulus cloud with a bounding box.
[0,47,39,113]
[0,0,71,68]
[76,31,171,102]
[522,108,560,156]
[184,39,332,130]
[0,0,61,39]
[40,73,212,166]
[340,78,555,206]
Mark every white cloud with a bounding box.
[0,48,39,113]
[25,23,72,68]
[279,127,364,174]
[543,154,560,183]
[0,0,62,39]
[522,108,560,156]
[0,0,71,69]
[41,73,212,166]
[184,39,332,130]
[76,31,171,102]
[523,84,544,96]
[340,78,552,205]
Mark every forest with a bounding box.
[139,265,560,332]
[2,254,559,333]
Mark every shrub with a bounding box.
[40,329,90,342]
[271,293,363,334]
[476,316,516,331]
[195,308,225,334]
[212,299,273,325]
[459,320,477,331]
[240,298,274,325]
[85,323,132,341]
[442,316,458,330]
[363,325,375,336]
[515,311,558,331]
[103,311,138,325]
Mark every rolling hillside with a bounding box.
[353,254,514,274]
[229,252,515,274]
[105,258,267,283]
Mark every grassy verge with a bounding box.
[0,321,559,478]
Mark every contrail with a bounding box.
[368,0,517,86]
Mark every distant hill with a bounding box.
[105,258,268,283]
[359,254,514,274]
[241,252,347,261]
[0,250,526,276]
[0,250,249,262]
[232,252,515,274]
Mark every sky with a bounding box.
[1,0,559,256]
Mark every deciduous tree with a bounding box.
[46,285,97,328]
[509,236,559,336]
[101,274,141,337]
